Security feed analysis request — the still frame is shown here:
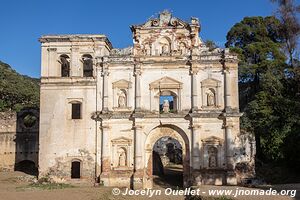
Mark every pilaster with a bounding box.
[190,124,201,169]
[47,48,57,76]
[133,124,145,189]
[190,64,199,112]
[100,122,111,185]
[102,57,109,113]
[71,46,80,77]
[134,61,142,112]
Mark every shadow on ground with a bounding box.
[153,164,183,189]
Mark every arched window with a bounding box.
[159,90,177,113]
[82,54,93,77]
[71,160,81,179]
[60,54,70,77]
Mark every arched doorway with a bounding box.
[144,125,190,189]
[71,160,81,179]
[15,160,38,176]
[152,136,183,188]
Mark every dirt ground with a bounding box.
[0,172,299,200]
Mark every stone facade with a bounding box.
[38,11,255,188]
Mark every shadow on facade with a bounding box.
[14,108,39,176]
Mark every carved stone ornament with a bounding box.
[142,10,188,28]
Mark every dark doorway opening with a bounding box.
[152,136,183,188]
[71,161,81,179]
[15,160,38,176]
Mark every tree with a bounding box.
[226,14,300,174]
[271,0,300,67]
[226,16,287,160]
[226,16,286,108]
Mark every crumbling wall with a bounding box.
[39,148,96,183]
[0,112,17,171]
[234,132,256,183]
[0,108,39,174]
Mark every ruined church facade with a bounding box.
[39,11,255,188]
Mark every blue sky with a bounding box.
[0,0,284,78]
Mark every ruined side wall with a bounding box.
[0,112,17,171]
[0,109,39,172]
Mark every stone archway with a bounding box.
[143,124,190,188]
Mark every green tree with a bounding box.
[226,16,286,106]
[226,12,300,176]
[226,16,288,159]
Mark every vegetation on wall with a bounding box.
[0,61,40,112]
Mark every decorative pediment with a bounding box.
[201,78,221,88]
[133,10,191,29]
[111,137,132,146]
[149,76,183,90]
[112,79,131,89]
[201,136,224,145]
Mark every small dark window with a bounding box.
[71,161,81,179]
[72,103,81,119]
[82,54,93,77]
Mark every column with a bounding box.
[95,121,101,181]
[191,125,201,169]
[224,122,237,185]
[102,57,109,112]
[224,70,231,110]
[134,63,141,111]
[191,69,198,112]
[225,123,234,169]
